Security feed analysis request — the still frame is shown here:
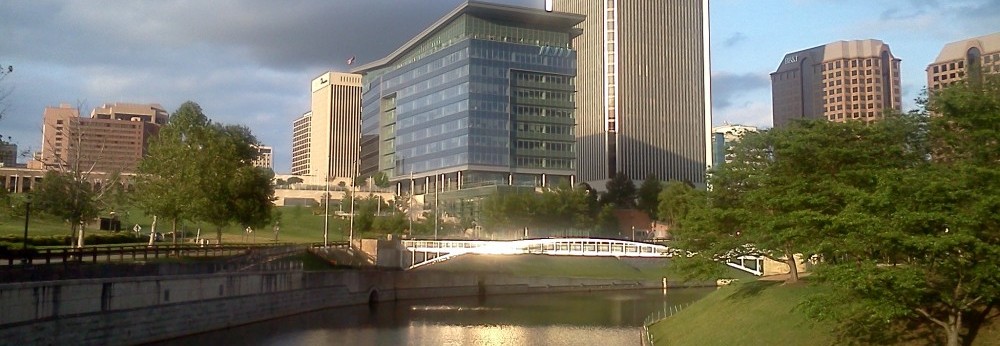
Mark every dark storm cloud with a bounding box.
[0,0,540,172]
[712,72,770,109]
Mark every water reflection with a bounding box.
[151,288,712,346]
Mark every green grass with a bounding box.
[649,280,835,346]
[416,254,757,281]
[648,280,1000,346]
[0,205,352,244]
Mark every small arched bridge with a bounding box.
[399,238,763,275]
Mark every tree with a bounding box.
[806,78,1000,346]
[674,114,926,284]
[636,174,662,219]
[197,123,272,242]
[136,102,210,243]
[657,180,695,230]
[32,102,128,247]
[601,172,636,207]
[135,101,274,244]
[32,170,99,242]
[286,176,304,185]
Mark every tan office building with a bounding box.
[771,40,902,127]
[927,32,1000,91]
[37,103,164,173]
[252,145,273,170]
[553,0,712,186]
[290,111,311,176]
[305,72,362,179]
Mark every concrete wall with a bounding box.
[0,270,665,345]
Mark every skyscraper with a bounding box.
[353,1,583,194]
[927,32,1000,91]
[308,72,362,179]
[771,40,902,127]
[290,111,311,176]
[553,0,712,186]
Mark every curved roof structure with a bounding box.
[351,0,584,74]
[933,32,1000,63]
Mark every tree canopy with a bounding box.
[136,101,275,243]
[673,77,1000,345]
[636,174,662,219]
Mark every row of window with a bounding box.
[397,82,468,114]
[824,102,881,112]
[514,89,574,102]
[515,157,574,170]
[515,123,574,136]
[822,57,886,71]
[514,73,573,86]
[825,77,882,88]
[397,65,470,100]
[827,111,881,120]
[397,99,467,131]
[514,106,573,119]
[515,140,574,153]
[385,48,469,90]
[826,85,884,96]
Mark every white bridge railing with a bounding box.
[400,238,764,276]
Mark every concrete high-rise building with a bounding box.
[252,145,273,170]
[308,72,362,179]
[354,1,583,196]
[553,0,712,187]
[290,111,311,176]
[927,32,1000,91]
[36,103,164,173]
[91,102,169,125]
[771,40,902,127]
[0,142,16,167]
[711,124,758,168]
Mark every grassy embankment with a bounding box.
[0,205,349,244]
[648,280,1000,346]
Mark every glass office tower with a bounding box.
[354,2,584,199]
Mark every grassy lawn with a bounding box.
[0,205,353,244]
[649,280,835,346]
[417,254,758,281]
[648,280,1000,346]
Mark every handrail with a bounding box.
[0,243,299,266]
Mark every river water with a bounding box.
[152,288,712,346]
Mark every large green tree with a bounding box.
[136,102,209,243]
[601,172,636,207]
[32,170,99,243]
[636,174,662,219]
[136,102,274,244]
[657,180,695,230]
[674,114,926,283]
[807,78,1000,346]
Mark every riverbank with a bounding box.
[648,280,1000,345]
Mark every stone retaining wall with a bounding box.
[0,270,667,345]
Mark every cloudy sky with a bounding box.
[1,0,998,173]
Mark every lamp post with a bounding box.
[22,195,31,264]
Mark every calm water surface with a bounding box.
[153,288,712,346]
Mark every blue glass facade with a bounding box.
[357,4,582,192]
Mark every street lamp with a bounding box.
[22,194,31,264]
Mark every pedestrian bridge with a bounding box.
[400,238,763,275]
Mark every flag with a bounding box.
[347,56,356,65]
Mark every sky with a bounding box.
[1,0,998,173]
